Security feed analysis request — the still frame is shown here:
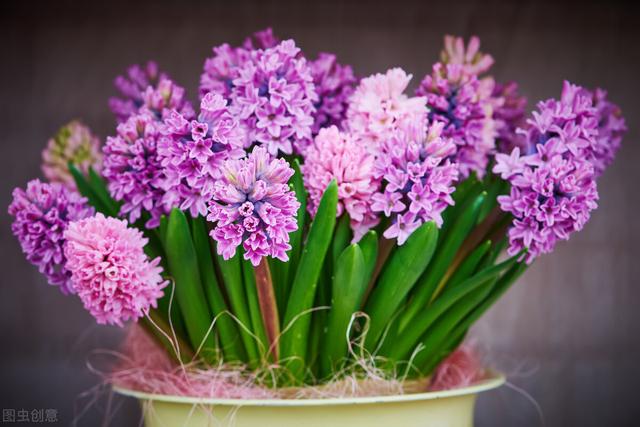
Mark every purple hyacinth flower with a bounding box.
[8,179,93,294]
[207,146,300,266]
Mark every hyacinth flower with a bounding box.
[438,35,528,159]
[416,62,496,178]
[63,213,167,326]
[201,29,355,138]
[301,125,379,241]
[492,82,528,154]
[103,110,168,228]
[229,40,317,156]
[199,28,279,100]
[588,88,627,176]
[41,120,103,190]
[494,81,600,262]
[8,179,93,294]
[309,53,357,134]
[207,146,300,359]
[110,61,194,123]
[371,119,459,244]
[346,67,426,152]
[158,92,246,218]
[440,35,495,76]
[207,146,300,266]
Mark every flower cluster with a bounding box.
[158,93,246,217]
[492,82,528,154]
[199,28,279,100]
[494,81,600,262]
[440,35,494,76]
[229,40,317,155]
[371,119,459,244]
[346,68,426,152]
[103,111,168,228]
[301,126,378,240]
[63,213,166,326]
[110,61,194,123]
[207,146,300,266]
[416,62,495,178]
[589,88,627,176]
[309,53,357,134]
[8,180,93,294]
[42,120,103,190]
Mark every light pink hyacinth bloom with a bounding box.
[301,125,379,241]
[63,213,166,326]
[346,68,426,153]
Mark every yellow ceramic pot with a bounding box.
[114,373,504,427]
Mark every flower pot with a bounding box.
[114,372,504,427]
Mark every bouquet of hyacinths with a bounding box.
[10,30,627,392]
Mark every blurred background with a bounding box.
[1,0,639,425]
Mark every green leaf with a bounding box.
[399,192,487,331]
[272,158,308,315]
[446,240,492,290]
[164,209,217,363]
[68,163,109,214]
[214,251,260,367]
[363,221,438,352]
[321,243,367,378]
[418,260,528,374]
[242,259,270,361]
[280,180,338,384]
[383,254,520,361]
[191,217,245,363]
[358,231,379,288]
[87,167,120,217]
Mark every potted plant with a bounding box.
[9,29,626,426]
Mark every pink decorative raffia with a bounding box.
[108,325,275,399]
[429,345,485,391]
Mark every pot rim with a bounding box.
[113,371,505,407]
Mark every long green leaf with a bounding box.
[383,254,519,361]
[446,240,492,290]
[358,231,379,287]
[399,192,486,331]
[280,181,338,384]
[68,163,109,214]
[87,167,120,217]
[320,244,367,378]
[363,221,438,352]
[191,217,245,363]
[214,251,260,367]
[164,209,217,363]
[419,261,528,374]
[274,159,308,312]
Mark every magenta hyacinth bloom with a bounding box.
[230,39,317,155]
[110,61,194,123]
[440,35,495,76]
[371,119,459,244]
[494,81,600,262]
[589,88,627,176]
[64,213,167,326]
[8,179,93,294]
[416,62,496,178]
[309,53,357,134]
[103,110,168,228]
[207,146,300,266]
[346,68,426,152]
[302,126,379,240]
[158,93,246,218]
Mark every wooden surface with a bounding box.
[1,0,639,425]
